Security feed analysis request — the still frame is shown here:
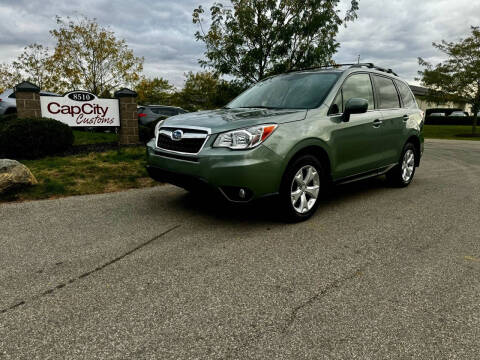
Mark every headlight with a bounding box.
[213,124,278,150]
[154,120,165,138]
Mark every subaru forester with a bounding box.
[146,63,424,222]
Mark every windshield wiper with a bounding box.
[237,106,281,110]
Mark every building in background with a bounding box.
[409,85,471,113]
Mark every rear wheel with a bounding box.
[279,155,325,222]
[386,142,416,187]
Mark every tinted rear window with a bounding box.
[372,75,400,109]
[395,80,417,109]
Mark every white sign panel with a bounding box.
[40,91,120,127]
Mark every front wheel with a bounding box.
[386,143,417,187]
[279,155,325,222]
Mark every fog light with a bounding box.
[220,186,253,202]
[239,189,246,199]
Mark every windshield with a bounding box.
[228,72,340,110]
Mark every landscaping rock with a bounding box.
[0,159,37,193]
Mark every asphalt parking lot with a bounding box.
[1,139,479,359]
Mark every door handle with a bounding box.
[403,115,409,122]
[373,119,382,128]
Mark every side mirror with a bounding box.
[343,98,368,122]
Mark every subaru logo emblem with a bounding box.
[171,130,183,141]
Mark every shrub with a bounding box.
[0,117,74,159]
[0,113,18,132]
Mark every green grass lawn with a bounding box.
[73,130,119,145]
[0,146,157,203]
[423,125,480,140]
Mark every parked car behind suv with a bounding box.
[0,88,59,115]
[146,63,424,222]
[138,105,187,126]
[448,111,468,117]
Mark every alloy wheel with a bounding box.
[401,149,415,183]
[290,165,320,214]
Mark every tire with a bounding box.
[386,142,417,187]
[279,154,326,222]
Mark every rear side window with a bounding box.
[372,75,400,109]
[137,107,145,113]
[395,80,417,109]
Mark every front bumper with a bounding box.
[146,139,283,202]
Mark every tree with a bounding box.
[178,71,219,110]
[193,0,359,84]
[175,71,245,111]
[418,26,480,135]
[50,16,144,95]
[0,63,21,93]
[135,77,174,105]
[12,44,65,92]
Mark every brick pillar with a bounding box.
[15,81,41,119]
[115,88,139,145]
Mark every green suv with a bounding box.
[146,63,424,221]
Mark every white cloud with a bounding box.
[336,0,480,83]
[0,0,478,86]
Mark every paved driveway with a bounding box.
[1,139,479,359]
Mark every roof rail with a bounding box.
[286,63,398,77]
[286,63,358,73]
[350,63,398,77]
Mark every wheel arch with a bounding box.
[282,139,333,181]
[405,135,421,166]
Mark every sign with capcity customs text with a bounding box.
[40,91,120,127]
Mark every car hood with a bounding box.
[162,108,307,134]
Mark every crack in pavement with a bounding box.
[281,267,366,333]
[223,266,368,358]
[0,225,181,315]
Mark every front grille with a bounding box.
[156,128,208,154]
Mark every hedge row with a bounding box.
[0,116,74,159]
[425,116,478,126]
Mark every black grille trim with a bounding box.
[156,128,208,154]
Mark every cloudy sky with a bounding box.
[0,0,479,87]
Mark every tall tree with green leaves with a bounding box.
[50,16,144,95]
[418,26,480,135]
[193,0,359,84]
[176,71,220,111]
[174,71,245,111]
[135,77,174,105]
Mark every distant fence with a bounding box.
[425,116,476,126]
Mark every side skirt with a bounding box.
[334,164,397,186]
